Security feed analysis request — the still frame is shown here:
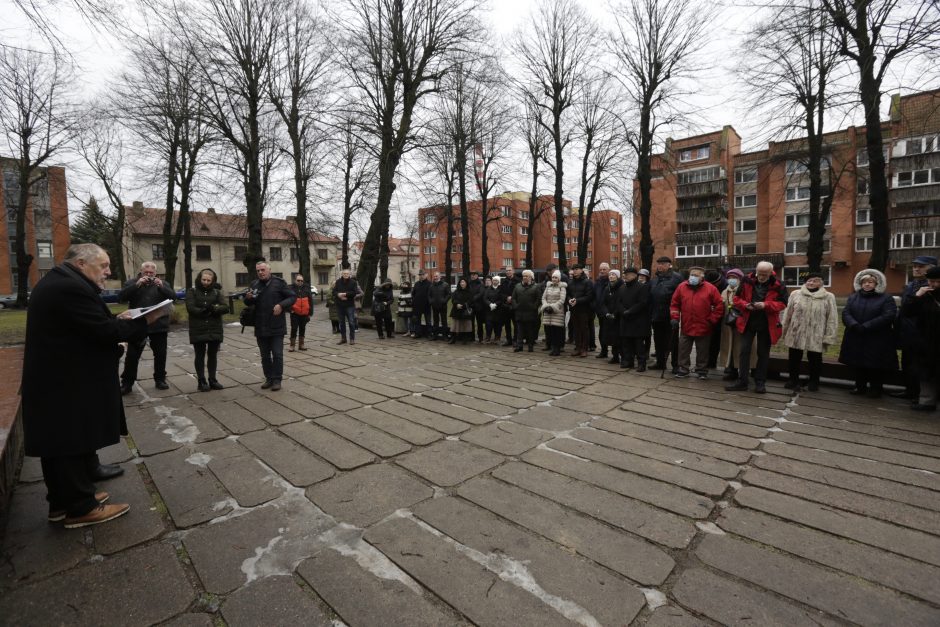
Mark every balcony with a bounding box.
[673,252,785,272]
[889,215,940,233]
[891,184,940,205]
[890,248,940,265]
[675,229,727,247]
[676,205,727,223]
[676,178,727,199]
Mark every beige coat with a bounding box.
[718,286,757,369]
[780,284,839,353]
[541,282,567,326]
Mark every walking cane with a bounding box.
[660,322,674,380]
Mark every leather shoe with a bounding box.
[888,390,913,399]
[64,503,130,529]
[120,383,133,395]
[208,380,224,390]
[271,381,282,391]
[754,384,767,394]
[911,403,937,412]
[49,491,109,522]
[91,464,124,481]
[725,382,748,392]
[155,380,170,390]
[261,380,274,389]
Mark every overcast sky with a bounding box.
[2,0,930,239]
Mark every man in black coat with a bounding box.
[331,268,360,345]
[497,267,519,346]
[23,243,166,527]
[593,263,611,358]
[245,261,296,391]
[411,269,432,338]
[468,271,486,342]
[428,271,452,340]
[567,264,595,357]
[649,256,683,372]
[118,260,177,394]
[894,255,937,400]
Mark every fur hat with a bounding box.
[853,268,887,294]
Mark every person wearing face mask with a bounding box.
[779,273,838,392]
[725,261,789,394]
[902,265,940,411]
[717,269,754,382]
[838,269,898,398]
[669,266,723,379]
[615,268,651,371]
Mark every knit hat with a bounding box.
[656,256,672,263]
[725,268,744,279]
[638,269,650,277]
[926,266,940,279]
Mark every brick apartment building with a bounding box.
[634,88,940,295]
[123,204,341,293]
[418,192,624,279]
[0,158,70,294]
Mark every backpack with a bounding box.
[239,303,256,332]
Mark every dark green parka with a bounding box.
[186,269,229,343]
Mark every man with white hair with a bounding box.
[246,261,296,390]
[726,261,788,394]
[119,260,177,394]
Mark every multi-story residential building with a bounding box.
[0,158,70,293]
[633,88,940,295]
[418,192,624,279]
[349,237,420,285]
[123,203,341,293]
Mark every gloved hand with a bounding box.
[605,313,614,319]
[671,319,679,329]
[489,303,496,311]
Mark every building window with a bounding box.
[290,247,300,262]
[785,213,830,228]
[234,245,247,261]
[904,136,937,156]
[891,231,938,250]
[785,239,830,255]
[196,245,211,261]
[235,272,249,287]
[785,186,829,202]
[612,257,619,265]
[734,244,757,255]
[520,211,529,220]
[735,219,757,233]
[552,251,559,259]
[677,165,721,184]
[855,237,873,252]
[152,244,165,260]
[520,242,528,251]
[856,208,872,225]
[896,169,940,187]
[423,246,430,254]
[734,167,757,184]
[501,206,512,218]
[783,266,831,287]
[317,249,329,260]
[520,226,529,235]
[269,247,282,261]
[678,145,710,163]
[36,241,53,258]
[857,178,870,195]
[610,218,617,226]
[501,225,512,234]
[272,272,283,279]
[503,257,513,266]
[423,231,437,239]
[452,244,463,253]
[428,260,438,269]
[318,271,329,284]
[424,214,436,224]
[518,259,527,268]
[610,231,618,239]
[676,244,720,257]
[611,244,618,251]
[734,194,757,208]
[502,242,513,251]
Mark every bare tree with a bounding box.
[610,0,711,270]
[175,0,283,279]
[75,116,130,284]
[522,98,552,270]
[0,48,77,306]
[270,0,332,282]
[743,2,845,273]
[342,0,481,302]
[515,0,598,272]
[331,114,374,271]
[574,74,628,265]
[420,128,459,283]
[820,0,940,271]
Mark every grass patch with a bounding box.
[0,299,247,346]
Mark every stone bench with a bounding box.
[0,347,24,516]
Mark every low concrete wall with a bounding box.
[0,347,24,516]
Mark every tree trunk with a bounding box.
[857,55,888,271]
[14,162,35,307]
[637,104,655,271]
[552,113,567,271]
[480,196,491,276]
[458,159,471,277]
[577,129,593,264]
[111,204,127,284]
[356,144,398,305]
[161,133,181,286]
[182,208,193,290]
[527,169,539,270]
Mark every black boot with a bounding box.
[448,335,457,344]
[197,378,210,392]
[636,361,647,373]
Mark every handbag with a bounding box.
[724,307,741,327]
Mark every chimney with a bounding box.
[131,201,145,216]
[207,207,216,214]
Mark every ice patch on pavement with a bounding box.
[641,588,668,611]
[154,405,200,444]
[186,452,211,467]
[727,481,743,490]
[406,512,602,627]
[695,522,725,535]
[241,535,283,583]
[318,523,422,594]
[536,442,590,462]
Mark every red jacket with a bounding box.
[670,280,723,336]
[732,273,788,345]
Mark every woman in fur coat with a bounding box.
[779,272,838,391]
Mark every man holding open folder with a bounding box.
[118,261,177,394]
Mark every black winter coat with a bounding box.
[649,270,683,322]
[332,277,359,309]
[451,287,474,320]
[614,279,652,338]
[119,275,177,333]
[429,280,451,309]
[468,278,484,309]
[22,263,148,457]
[838,290,898,370]
[497,277,518,318]
[186,280,228,343]
[898,278,928,348]
[372,285,394,316]
[411,278,431,310]
[902,290,940,364]
[249,276,296,338]
[512,282,541,322]
[566,275,595,311]
[483,286,500,319]
[593,276,610,314]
